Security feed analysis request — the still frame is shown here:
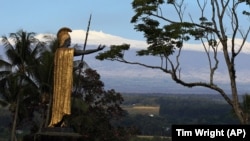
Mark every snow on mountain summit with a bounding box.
[35,29,148,49]
[35,29,250,54]
[69,30,148,49]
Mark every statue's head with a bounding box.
[57,27,72,48]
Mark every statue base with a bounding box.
[34,127,82,141]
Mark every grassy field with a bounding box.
[123,105,160,116]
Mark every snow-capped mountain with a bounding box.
[1,30,250,94]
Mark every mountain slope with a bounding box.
[1,30,250,94]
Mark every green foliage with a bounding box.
[0,29,46,141]
[131,0,164,23]
[98,0,214,59]
[130,0,200,57]
[98,0,250,124]
[68,68,134,141]
[0,30,135,140]
[0,30,44,114]
[96,44,130,60]
[135,19,188,56]
[99,0,191,60]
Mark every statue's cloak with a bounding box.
[49,48,74,127]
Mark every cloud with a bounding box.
[34,29,148,49]
[69,30,148,49]
[183,38,250,54]
[70,30,250,55]
[36,29,250,54]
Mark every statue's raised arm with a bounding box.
[74,44,105,56]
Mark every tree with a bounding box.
[242,94,250,115]
[16,33,135,140]
[31,37,58,129]
[97,0,250,124]
[0,29,45,140]
[68,68,135,141]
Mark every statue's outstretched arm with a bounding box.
[74,45,105,56]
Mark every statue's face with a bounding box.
[64,37,71,47]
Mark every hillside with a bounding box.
[0,93,241,138]
[116,93,239,136]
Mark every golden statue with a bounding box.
[48,27,105,127]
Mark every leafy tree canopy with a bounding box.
[97,0,250,124]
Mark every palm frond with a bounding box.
[0,71,12,79]
[0,59,12,71]
[1,36,15,53]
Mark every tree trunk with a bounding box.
[10,93,20,141]
[222,43,248,124]
[44,92,52,127]
[233,102,247,124]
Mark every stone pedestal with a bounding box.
[34,127,82,141]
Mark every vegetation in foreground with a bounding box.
[0,92,246,140]
[0,30,135,141]
[2,0,250,140]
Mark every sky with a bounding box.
[0,0,144,40]
[1,0,249,41]
[1,0,250,94]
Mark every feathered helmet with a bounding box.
[57,27,72,47]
